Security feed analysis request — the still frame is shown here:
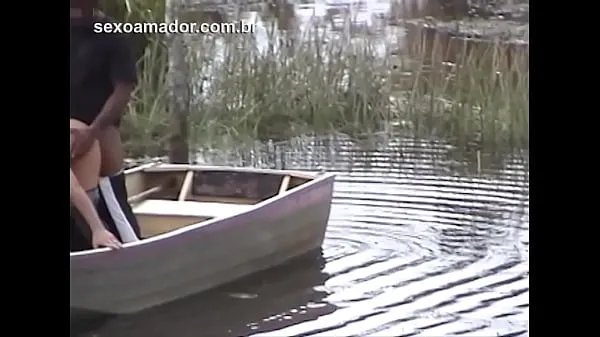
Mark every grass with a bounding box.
[121,36,169,157]
[394,23,528,149]
[110,5,528,158]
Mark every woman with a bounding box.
[70,119,122,250]
[71,0,142,243]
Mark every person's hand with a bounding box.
[70,127,96,160]
[92,228,122,250]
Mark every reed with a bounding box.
[395,24,529,149]
[115,8,528,156]
[121,36,170,157]
[99,0,169,157]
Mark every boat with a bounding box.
[72,252,334,336]
[70,163,335,315]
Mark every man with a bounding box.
[70,0,140,243]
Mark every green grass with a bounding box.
[394,24,529,149]
[112,6,528,157]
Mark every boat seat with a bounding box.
[133,199,254,218]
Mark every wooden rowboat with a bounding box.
[70,163,335,315]
[71,253,332,336]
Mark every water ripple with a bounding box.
[78,135,528,337]
[248,136,528,337]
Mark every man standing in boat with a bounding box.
[70,0,140,243]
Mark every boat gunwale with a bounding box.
[141,163,321,180]
[70,164,335,258]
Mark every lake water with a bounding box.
[73,0,528,335]
[73,134,529,337]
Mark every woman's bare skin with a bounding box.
[70,119,122,250]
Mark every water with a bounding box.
[187,0,528,89]
[74,135,529,337]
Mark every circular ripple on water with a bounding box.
[252,138,529,337]
[81,136,528,337]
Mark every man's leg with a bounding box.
[96,126,141,242]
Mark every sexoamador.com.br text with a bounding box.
[93,20,255,34]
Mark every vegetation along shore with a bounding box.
[99,0,529,158]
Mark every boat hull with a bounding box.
[70,165,334,314]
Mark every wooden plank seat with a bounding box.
[133,199,254,218]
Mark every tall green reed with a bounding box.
[394,24,528,149]
[114,5,528,155]
[121,36,170,157]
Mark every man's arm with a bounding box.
[89,33,137,134]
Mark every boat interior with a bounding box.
[126,167,315,238]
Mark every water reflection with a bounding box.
[185,0,448,57]
[74,252,336,337]
[77,134,528,336]
[200,134,528,337]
